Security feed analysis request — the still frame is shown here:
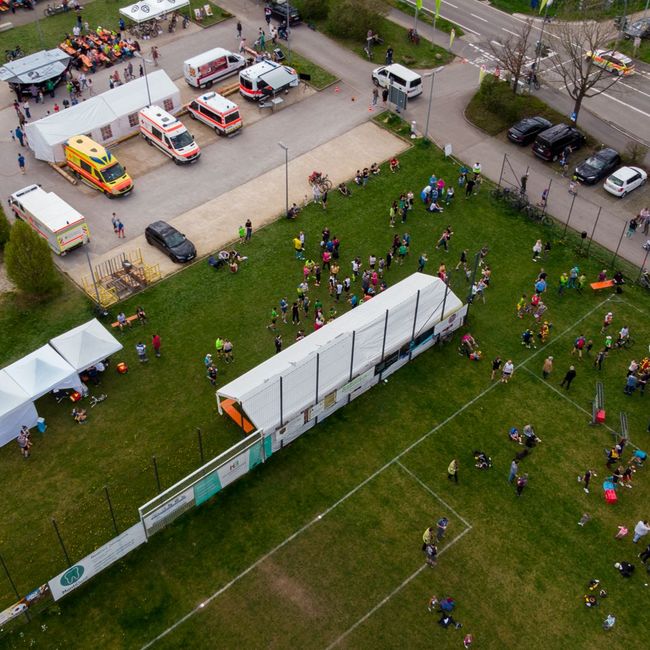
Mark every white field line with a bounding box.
[141,295,613,649]
[609,296,648,315]
[325,526,473,650]
[396,461,472,528]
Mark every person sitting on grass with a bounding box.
[509,427,524,445]
[370,162,380,175]
[72,407,87,424]
[460,333,477,356]
[354,170,363,185]
[136,306,147,325]
[389,157,400,173]
[428,200,444,213]
[614,561,635,577]
[523,424,542,447]
[338,182,351,197]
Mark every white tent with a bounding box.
[50,318,123,372]
[218,274,463,435]
[0,48,70,85]
[0,370,38,448]
[3,345,83,401]
[120,0,190,24]
[25,70,181,162]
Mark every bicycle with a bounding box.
[89,394,107,407]
[614,337,634,350]
[308,171,332,193]
[5,46,24,62]
[522,203,553,226]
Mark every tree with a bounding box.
[0,204,10,250]
[295,0,329,21]
[326,0,388,42]
[546,19,621,123]
[489,19,534,95]
[5,220,62,297]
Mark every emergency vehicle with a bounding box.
[63,135,133,197]
[239,60,299,100]
[187,92,242,136]
[585,49,635,76]
[138,105,201,164]
[183,48,245,89]
[8,184,90,255]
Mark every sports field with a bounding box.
[1,131,650,648]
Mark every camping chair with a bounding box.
[204,4,214,17]
[194,8,204,21]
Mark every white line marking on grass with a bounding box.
[609,296,647,315]
[325,527,472,649]
[142,297,613,649]
[396,461,472,529]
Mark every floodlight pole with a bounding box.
[135,53,153,106]
[278,142,289,217]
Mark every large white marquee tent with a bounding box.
[217,274,464,441]
[119,0,190,24]
[25,70,181,162]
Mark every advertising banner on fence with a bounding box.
[141,487,194,536]
[48,522,147,601]
[433,305,468,338]
[0,584,50,626]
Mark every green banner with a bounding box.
[194,473,222,506]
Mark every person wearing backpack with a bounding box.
[571,335,586,359]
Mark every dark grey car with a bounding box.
[145,221,196,263]
[624,18,650,39]
[574,148,621,184]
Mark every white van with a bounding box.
[139,105,201,164]
[187,92,243,136]
[183,48,246,89]
[372,63,423,98]
[8,185,90,255]
[239,60,299,100]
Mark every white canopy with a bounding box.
[25,70,181,162]
[218,274,462,432]
[50,318,123,372]
[0,370,39,448]
[3,345,82,401]
[0,48,70,85]
[120,0,190,24]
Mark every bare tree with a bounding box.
[546,20,621,123]
[489,19,534,95]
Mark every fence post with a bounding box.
[152,456,162,494]
[497,152,506,188]
[0,552,20,599]
[611,221,628,268]
[104,486,119,536]
[196,427,205,465]
[562,192,576,237]
[585,207,601,257]
[408,290,421,360]
[51,518,71,567]
[464,252,481,324]
[637,248,649,282]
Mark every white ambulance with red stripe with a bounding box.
[8,184,90,255]
[187,92,243,136]
[183,48,246,89]
[138,106,201,165]
[239,60,299,100]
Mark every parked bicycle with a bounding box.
[43,3,83,17]
[5,46,24,62]
[308,171,332,192]
[407,28,420,45]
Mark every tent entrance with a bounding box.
[220,398,255,434]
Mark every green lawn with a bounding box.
[1,134,650,648]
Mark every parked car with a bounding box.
[603,166,648,197]
[507,116,552,145]
[624,18,650,40]
[585,49,635,76]
[268,0,301,24]
[574,148,621,184]
[532,124,586,161]
[145,221,196,262]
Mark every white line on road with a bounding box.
[491,40,504,48]
[599,91,650,119]
[440,12,481,36]
[443,0,459,8]
[471,12,489,22]
[617,80,650,101]
[501,27,520,37]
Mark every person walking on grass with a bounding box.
[274,334,282,354]
[560,365,577,390]
[447,459,459,483]
[135,341,148,363]
[579,468,596,494]
[491,356,502,380]
[151,333,161,358]
[516,473,528,496]
[417,252,428,272]
[542,356,553,379]
[633,520,650,543]
[532,239,542,261]
[501,359,514,383]
[508,458,519,483]
[436,517,449,542]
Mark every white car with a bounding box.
[603,166,647,197]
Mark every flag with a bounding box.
[416,0,423,8]
[479,65,486,84]
[449,28,456,48]
[435,0,441,18]
[539,0,553,13]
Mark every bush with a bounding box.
[477,76,520,124]
[295,0,329,20]
[326,0,388,41]
[0,204,10,250]
[622,141,649,166]
[5,220,62,297]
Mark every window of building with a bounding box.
[128,112,139,128]
[100,125,113,141]
[163,98,174,112]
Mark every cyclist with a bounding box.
[615,325,630,348]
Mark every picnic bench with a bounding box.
[590,280,615,291]
[111,314,138,329]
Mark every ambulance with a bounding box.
[63,135,133,198]
[138,105,201,164]
[183,48,246,89]
[8,184,90,255]
[239,60,299,100]
[187,92,242,136]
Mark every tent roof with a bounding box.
[219,274,459,403]
[0,370,32,417]
[3,345,80,401]
[0,49,70,85]
[120,0,190,24]
[50,319,123,372]
[259,65,298,92]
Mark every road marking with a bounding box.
[599,91,650,119]
[501,27,520,37]
[470,12,489,23]
[443,0,459,8]
[326,527,473,649]
[491,40,504,48]
[141,296,613,649]
[440,12,481,36]
[617,80,650,100]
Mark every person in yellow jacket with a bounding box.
[447,459,459,483]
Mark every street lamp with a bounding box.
[424,66,445,142]
[134,52,152,106]
[278,142,289,218]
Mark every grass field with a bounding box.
[1,131,650,648]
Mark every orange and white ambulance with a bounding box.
[239,60,299,100]
[138,105,201,164]
[64,135,133,197]
[8,184,90,255]
[187,92,242,136]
